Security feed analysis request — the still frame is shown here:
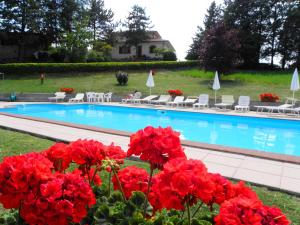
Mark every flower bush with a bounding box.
[60,87,74,94]
[259,93,280,102]
[168,89,183,96]
[0,126,290,225]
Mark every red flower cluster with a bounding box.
[43,142,71,172]
[168,89,183,96]
[127,126,186,169]
[215,196,290,225]
[60,87,74,94]
[149,158,214,211]
[260,93,280,102]
[44,139,126,174]
[112,166,149,199]
[21,171,96,225]
[0,152,53,209]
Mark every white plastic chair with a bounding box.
[193,94,209,109]
[150,95,171,104]
[215,95,235,109]
[95,93,104,103]
[69,93,85,103]
[48,92,66,102]
[166,96,185,107]
[235,96,250,112]
[104,92,112,102]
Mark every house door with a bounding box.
[137,46,142,57]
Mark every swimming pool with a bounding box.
[1,104,300,157]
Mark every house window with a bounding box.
[149,45,156,54]
[119,46,131,54]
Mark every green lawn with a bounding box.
[0,128,299,223]
[0,69,297,102]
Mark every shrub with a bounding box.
[115,71,128,85]
[163,51,177,61]
[259,93,280,102]
[0,61,198,75]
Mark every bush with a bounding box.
[0,61,198,75]
[163,51,177,61]
[87,50,108,62]
[60,87,74,94]
[115,71,128,85]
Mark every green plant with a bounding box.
[163,51,177,61]
[0,61,198,74]
[115,71,128,85]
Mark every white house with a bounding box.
[111,31,175,60]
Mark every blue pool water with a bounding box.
[1,104,300,156]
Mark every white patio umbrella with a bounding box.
[290,68,299,105]
[146,70,155,95]
[212,71,220,104]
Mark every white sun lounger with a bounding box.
[135,95,158,104]
[166,96,185,107]
[122,92,142,103]
[177,97,198,107]
[235,96,250,112]
[215,95,235,109]
[69,93,85,103]
[48,92,66,102]
[150,95,171,104]
[193,94,209,109]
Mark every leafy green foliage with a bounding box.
[0,61,198,74]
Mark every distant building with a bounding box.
[111,31,175,60]
[0,32,47,63]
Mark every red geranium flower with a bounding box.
[127,126,186,169]
[112,166,149,199]
[261,205,290,225]
[21,171,96,225]
[149,158,215,211]
[168,89,183,96]
[215,196,264,225]
[105,143,126,164]
[0,153,53,209]
[43,142,71,172]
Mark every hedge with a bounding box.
[0,61,198,75]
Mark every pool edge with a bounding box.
[1,111,299,165]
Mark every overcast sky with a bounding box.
[105,0,223,60]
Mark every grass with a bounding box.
[0,128,299,223]
[0,69,297,102]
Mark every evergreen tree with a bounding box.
[88,0,114,42]
[224,0,269,68]
[203,1,222,30]
[278,1,300,68]
[123,5,152,58]
[185,26,204,60]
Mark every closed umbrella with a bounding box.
[212,71,220,104]
[290,68,299,105]
[146,70,155,95]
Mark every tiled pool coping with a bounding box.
[0,102,300,164]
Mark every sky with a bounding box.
[105,0,223,61]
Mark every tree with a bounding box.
[88,0,114,42]
[186,27,204,60]
[60,19,92,62]
[278,1,300,68]
[123,5,152,58]
[224,0,269,68]
[198,23,240,74]
[186,1,222,60]
[261,0,291,68]
[203,1,222,30]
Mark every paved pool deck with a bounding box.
[0,102,300,195]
